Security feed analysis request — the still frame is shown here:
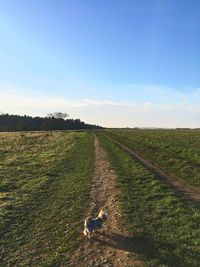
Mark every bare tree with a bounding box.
[47,112,69,120]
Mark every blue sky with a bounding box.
[0,0,200,127]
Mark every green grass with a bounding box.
[106,129,200,186]
[0,131,94,266]
[98,133,200,267]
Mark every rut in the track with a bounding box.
[107,136,200,204]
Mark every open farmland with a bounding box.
[0,131,94,266]
[0,130,200,267]
[106,129,200,187]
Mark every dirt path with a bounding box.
[69,136,144,267]
[107,136,200,203]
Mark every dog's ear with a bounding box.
[98,209,104,217]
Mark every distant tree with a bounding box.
[47,112,69,120]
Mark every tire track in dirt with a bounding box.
[106,136,200,203]
[69,136,144,267]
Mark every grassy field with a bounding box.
[1,130,200,267]
[0,131,94,266]
[98,133,200,267]
[106,129,200,186]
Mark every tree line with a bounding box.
[0,113,103,131]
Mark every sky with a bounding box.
[0,0,200,128]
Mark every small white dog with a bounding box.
[83,210,107,238]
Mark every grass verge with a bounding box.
[106,130,200,186]
[0,131,94,266]
[98,133,200,267]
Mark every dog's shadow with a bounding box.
[91,231,152,254]
[91,230,178,263]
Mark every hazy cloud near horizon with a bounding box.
[1,85,200,128]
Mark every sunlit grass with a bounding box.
[107,129,200,186]
[98,133,200,267]
[0,131,94,266]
